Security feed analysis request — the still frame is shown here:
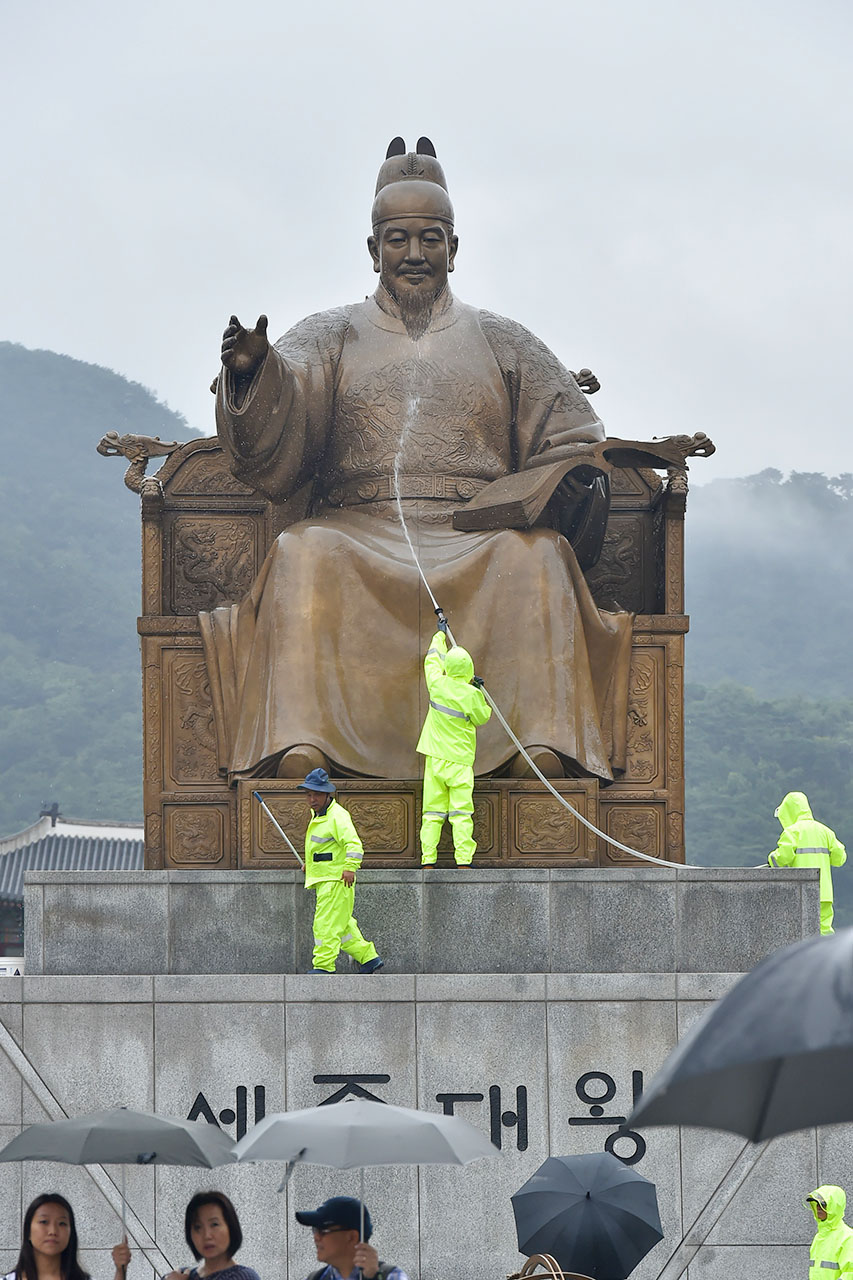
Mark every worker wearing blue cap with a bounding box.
[298,768,384,974]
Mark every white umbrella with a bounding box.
[234,1097,499,1240]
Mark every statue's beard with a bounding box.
[391,281,444,341]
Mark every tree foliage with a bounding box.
[0,341,189,832]
[685,681,853,925]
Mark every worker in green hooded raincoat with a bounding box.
[417,611,491,866]
[768,792,846,935]
[806,1185,853,1278]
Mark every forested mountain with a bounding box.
[0,342,189,834]
[0,342,851,921]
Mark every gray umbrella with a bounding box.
[0,1106,236,1236]
[235,1097,498,1240]
[234,1097,497,1168]
[627,928,853,1140]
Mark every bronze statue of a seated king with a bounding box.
[200,138,633,784]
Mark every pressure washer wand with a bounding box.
[252,790,305,868]
[434,605,459,648]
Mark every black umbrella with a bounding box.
[628,927,853,1140]
[511,1152,663,1280]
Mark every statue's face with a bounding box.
[369,216,457,300]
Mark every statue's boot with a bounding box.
[508,746,565,779]
[276,745,330,779]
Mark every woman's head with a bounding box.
[184,1192,242,1262]
[16,1195,87,1280]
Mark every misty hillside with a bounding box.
[0,342,189,833]
[685,469,853,700]
[681,470,853,921]
[0,342,851,922]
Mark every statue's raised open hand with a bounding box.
[221,313,269,379]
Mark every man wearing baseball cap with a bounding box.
[296,1195,409,1280]
[298,768,384,974]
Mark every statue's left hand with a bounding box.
[571,367,600,395]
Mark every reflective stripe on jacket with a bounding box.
[416,630,491,766]
[769,792,846,902]
[809,1186,853,1278]
[303,798,364,888]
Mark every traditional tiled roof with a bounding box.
[0,819,144,905]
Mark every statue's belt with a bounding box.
[325,475,490,506]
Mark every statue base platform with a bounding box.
[13,865,823,1280]
[23,865,818,976]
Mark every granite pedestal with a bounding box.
[0,865,833,1280]
[24,866,817,976]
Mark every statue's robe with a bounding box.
[200,287,633,782]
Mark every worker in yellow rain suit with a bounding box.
[298,768,384,973]
[805,1186,853,1279]
[768,791,846,935]
[417,610,492,866]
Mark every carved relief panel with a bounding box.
[624,646,665,787]
[162,648,220,788]
[586,513,650,613]
[164,802,229,865]
[599,802,665,865]
[507,782,597,862]
[348,795,411,855]
[166,514,261,613]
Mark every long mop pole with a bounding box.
[252,791,305,869]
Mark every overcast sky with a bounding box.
[2,0,851,482]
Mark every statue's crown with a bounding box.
[372,136,454,227]
[374,136,449,195]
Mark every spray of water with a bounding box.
[392,375,441,613]
[388,347,692,868]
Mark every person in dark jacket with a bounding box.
[295,1196,409,1280]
